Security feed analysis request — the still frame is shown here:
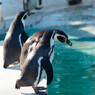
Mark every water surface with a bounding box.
[48,38,95,95]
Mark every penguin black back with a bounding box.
[3,11,29,68]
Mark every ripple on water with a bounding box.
[48,39,95,95]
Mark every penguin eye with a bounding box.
[57,36,66,43]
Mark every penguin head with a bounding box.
[22,11,32,20]
[21,11,34,20]
[16,11,33,20]
[15,11,27,21]
[15,11,34,28]
[54,30,72,46]
[57,35,72,46]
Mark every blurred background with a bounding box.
[0,0,95,95]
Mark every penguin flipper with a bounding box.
[41,57,53,85]
[21,32,29,45]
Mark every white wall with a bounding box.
[42,0,95,9]
[2,0,95,19]
[42,0,68,8]
[82,0,95,5]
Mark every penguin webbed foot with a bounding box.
[36,86,47,90]
[35,7,43,10]
[33,87,40,94]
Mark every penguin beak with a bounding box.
[27,12,35,16]
[23,12,35,20]
[66,39,72,46]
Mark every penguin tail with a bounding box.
[41,57,53,85]
[3,60,9,68]
[15,79,21,89]
[3,64,8,68]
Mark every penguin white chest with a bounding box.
[34,57,42,87]
[49,50,54,63]
[49,33,55,63]
[19,34,22,48]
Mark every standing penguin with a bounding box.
[15,29,72,94]
[0,0,6,28]
[23,0,42,11]
[3,11,31,68]
[20,30,45,70]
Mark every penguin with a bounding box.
[3,11,31,68]
[15,29,72,94]
[23,0,42,11]
[20,30,45,69]
[0,1,6,28]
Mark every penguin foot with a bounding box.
[34,88,40,94]
[32,86,40,94]
[36,87,47,90]
[35,6,43,10]
[33,87,47,94]
[36,92,47,95]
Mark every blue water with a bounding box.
[48,38,95,95]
